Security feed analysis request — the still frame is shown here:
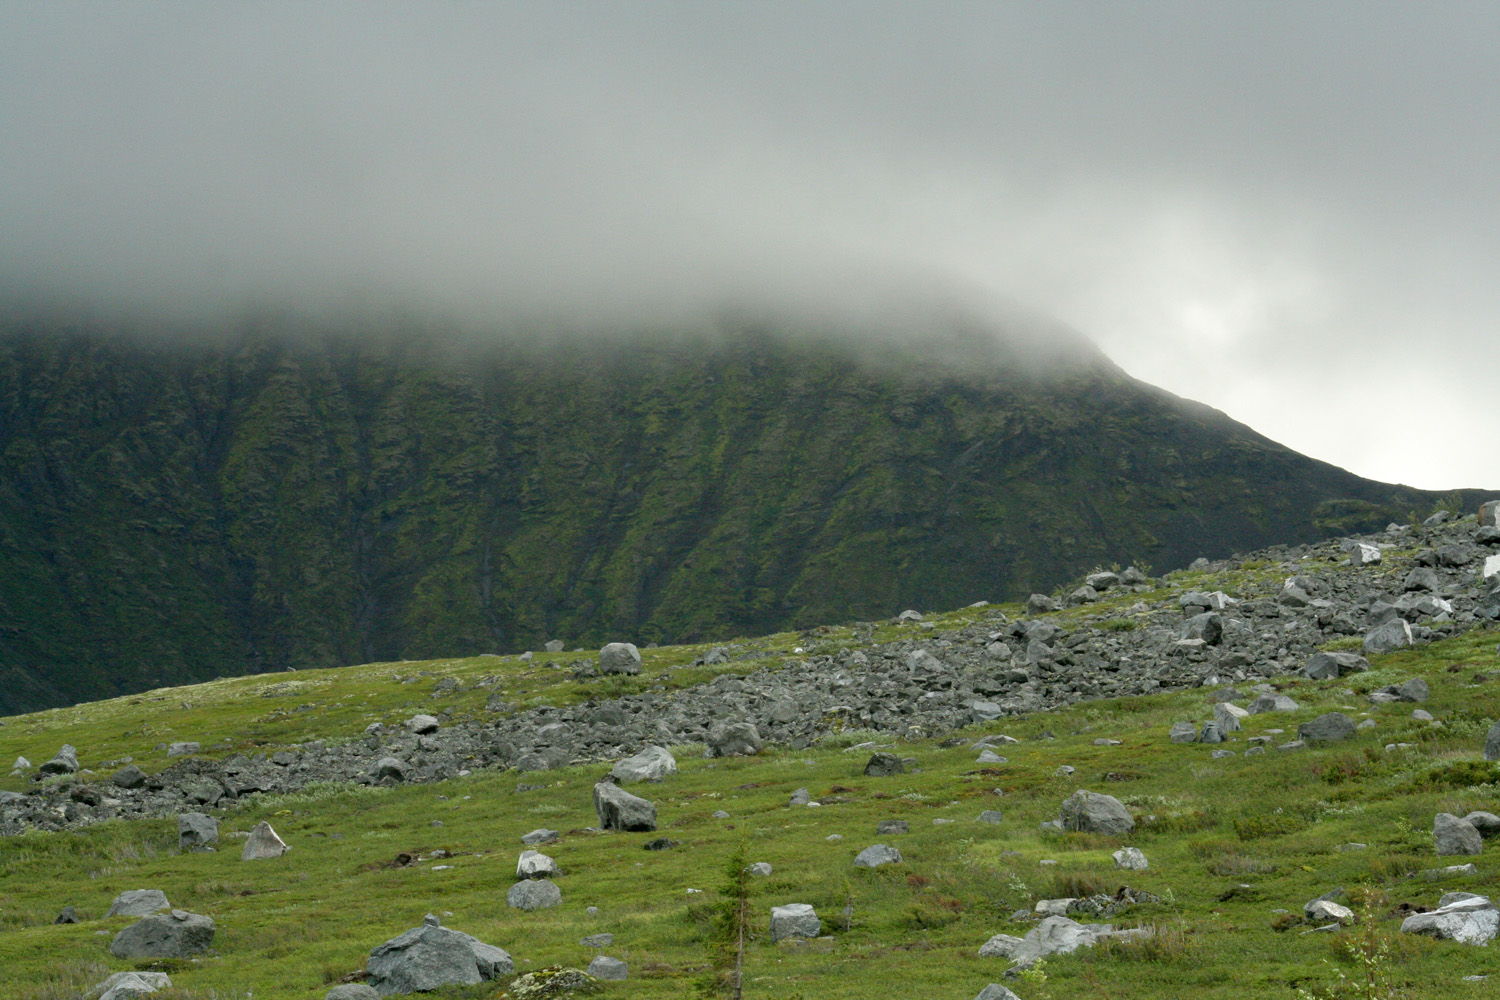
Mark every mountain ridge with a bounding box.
[0,314,1488,713]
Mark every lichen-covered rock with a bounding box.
[109,909,215,959]
[598,643,642,675]
[106,889,170,917]
[609,745,676,783]
[508,878,562,911]
[1058,790,1134,836]
[593,781,657,832]
[769,903,821,942]
[501,966,602,998]
[241,820,288,860]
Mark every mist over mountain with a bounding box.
[1,306,1482,714]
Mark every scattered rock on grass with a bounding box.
[593,781,657,832]
[608,745,676,783]
[109,909,215,959]
[242,820,288,860]
[508,879,562,911]
[106,889,170,917]
[1058,789,1134,835]
[1435,813,1484,856]
[770,903,821,942]
[585,956,627,981]
[365,914,513,994]
[1401,894,1499,945]
[1113,847,1148,870]
[853,844,902,867]
[92,971,172,1000]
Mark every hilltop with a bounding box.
[0,503,1498,998]
[1,314,1488,714]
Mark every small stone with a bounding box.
[978,810,1003,824]
[1113,847,1148,870]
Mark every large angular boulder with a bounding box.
[1401,895,1499,945]
[1486,720,1500,762]
[106,889,170,918]
[324,987,380,1000]
[1007,915,1150,967]
[92,971,172,1000]
[1112,847,1148,871]
[366,914,513,995]
[1349,542,1382,566]
[593,781,657,832]
[1302,651,1370,680]
[242,820,288,860]
[404,714,440,735]
[586,956,628,980]
[708,722,762,757]
[516,850,558,879]
[1058,790,1134,836]
[109,909,215,959]
[598,642,642,675]
[178,812,218,851]
[769,903,821,942]
[1435,813,1484,856]
[1363,618,1414,654]
[1298,713,1356,743]
[609,745,677,783]
[853,843,903,867]
[1168,722,1197,744]
[507,878,562,911]
[1247,693,1299,714]
[112,764,147,789]
[1213,702,1248,732]
[863,752,905,776]
[974,986,1023,1000]
[38,744,78,776]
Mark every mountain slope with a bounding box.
[0,314,1484,712]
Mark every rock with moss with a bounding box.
[109,909,215,959]
[1058,789,1134,836]
[500,966,601,998]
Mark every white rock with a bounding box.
[769,903,821,942]
[1350,543,1382,567]
[241,820,288,860]
[1112,847,1149,871]
[1401,895,1499,945]
[516,850,558,879]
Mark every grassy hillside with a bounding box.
[1,549,1498,999]
[0,316,1487,713]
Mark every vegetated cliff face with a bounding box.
[0,316,1481,712]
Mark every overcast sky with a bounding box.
[1,2,1496,490]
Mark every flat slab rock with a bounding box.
[93,971,172,1000]
[1401,895,1499,945]
[106,889,170,918]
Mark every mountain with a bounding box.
[0,310,1484,712]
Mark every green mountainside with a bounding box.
[0,315,1483,713]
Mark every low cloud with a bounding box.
[1,3,1496,488]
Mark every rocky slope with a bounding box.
[5,504,1496,836]
[1,315,1487,714]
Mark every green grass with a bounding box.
[2,567,1500,997]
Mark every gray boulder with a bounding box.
[374,757,409,782]
[1463,811,1500,837]
[242,820,288,860]
[92,972,172,1000]
[1007,914,1150,967]
[708,721,762,757]
[769,903,821,942]
[38,744,78,776]
[1247,693,1299,714]
[109,909,215,959]
[1059,789,1134,836]
[112,764,147,789]
[366,914,513,995]
[1168,721,1197,744]
[1363,618,1414,654]
[864,752,905,776]
[1487,720,1500,761]
[178,812,218,851]
[1178,612,1222,644]
[1435,813,1484,856]
[853,843,903,867]
[974,986,1023,1000]
[1302,651,1370,680]
[1349,542,1382,566]
[599,642,642,675]
[521,828,559,846]
[404,714,440,735]
[1395,678,1430,702]
[876,819,910,835]
[978,810,1004,824]
[1403,567,1441,592]
[609,745,677,783]
[1213,702,1248,732]
[586,956,628,980]
[324,986,380,1000]
[593,780,657,832]
[516,850,558,879]
[1198,721,1225,744]
[1112,847,1148,870]
[106,889,170,917]
[1298,713,1356,743]
[977,933,1025,957]
[507,878,562,911]
[1401,895,1499,945]
[166,741,201,757]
